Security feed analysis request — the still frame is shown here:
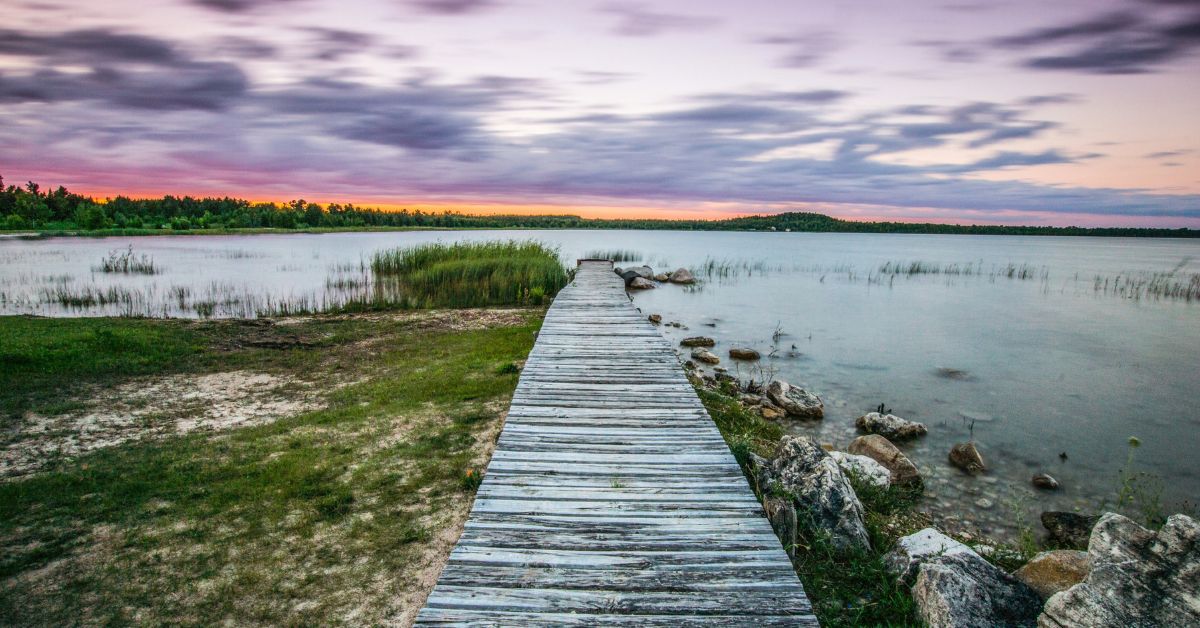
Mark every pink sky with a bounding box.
[1,0,1198,226]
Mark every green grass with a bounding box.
[582,249,642,262]
[368,240,568,308]
[0,311,542,625]
[695,383,924,627]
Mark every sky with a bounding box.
[1,0,1198,226]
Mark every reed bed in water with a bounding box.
[583,249,642,262]
[369,241,568,308]
[94,246,160,275]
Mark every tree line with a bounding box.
[1,176,1195,238]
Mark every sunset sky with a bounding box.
[1,0,1198,226]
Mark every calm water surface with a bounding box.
[3,230,1198,539]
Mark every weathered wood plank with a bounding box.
[415,260,813,625]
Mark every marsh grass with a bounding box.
[95,246,160,275]
[369,241,568,308]
[0,311,541,625]
[583,248,642,262]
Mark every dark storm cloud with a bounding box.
[993,9,1200,73]
[755,31,841,68]
[408,0,498,15]
[600,3,720,37]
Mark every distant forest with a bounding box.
[1,176,1195,238]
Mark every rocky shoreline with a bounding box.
[620,264,1198,626]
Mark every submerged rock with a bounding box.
[848,434,921,485]
[627,277,656,290]
[935,367,974,381]
[1013,550,1088,600]
[913,552,1042,628]
[690,348,720,364]
[669,267,696,284]
[1040,513,1200,627]
[679,336,715,347]
[1041,512,1100,549]
[765,380,824,419]
[949,442,986,474]
[762,436,871,553]
[885,527,976,584]
[1032,473,1059,490]
[729,347,761,360]
[856,412,928,440]
[829,451,891,488]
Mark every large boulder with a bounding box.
[1041,512,1100,549]
[761,436,871,553]
[848,434,921,486]
[765,380,824,419]
[627,277,655,290]
[668,268,696,284]
[856,412,928,440]
[949,441,986,474]
[690,348,720,364]
[1039,513,1200,627]
[1014,550,1089,600]
[626,265,654,279]
[885,527,976,584]
[914,552,1042,628]
[729,347,761,360]
[679,336,715,347]
[829,451,891,489]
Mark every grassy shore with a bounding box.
[0,310,542,625]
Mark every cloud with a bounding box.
[992,9,1200,73]
[1020,93,1082,106]
[408,0,497,15]
[756,31,841,68]
[189,0,300,13]
[1145,149,1192,159]
[0,28,248,110]
[693,89,850,105]
[300,27,376,61]
[600,3,720,37]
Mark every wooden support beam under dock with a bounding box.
[416,260,817,626]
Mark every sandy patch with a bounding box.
[2,370,322,479]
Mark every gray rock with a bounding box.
[1032,473,1059,490]
[679,336,715,347]
[1014,550,1088,600]
[627,265,654,279]
[763,496,798,558]
[729,347,761,360]
[949,441,986,474]
[1041,512,1100,549]
[856,412,928,440]
[653,272,671,282]
[829,451,891,488]
[1039,513,1200,627]
[848,434,922,486]
[668,267,696,284]
[765,380,824,419]
[691,348,720,364]
[763,436,871,553]
[627,277,655,290]
[914,552,1042,628]
[885,527,976,584]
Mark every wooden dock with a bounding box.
[416,261,816,626]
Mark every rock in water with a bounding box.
[829,451,891,488]
[729,347,761,360]
[653,272,670,282]
[648,314,662,324]
[949,442,986,474]
[1041,512,1100,549]
[856,412,928,440]
[762,436,871,553]
[679,336,715,347]
[690,348,720,364]
[668,267,696,284]
[1032,473,1059,490]
[848,434,922,485]
[885,528,976,584]
[765,380,824,419]
[627,277,655,290]
[913,552,1042,628]
[627,265,654,279]
[1013,550,1089,600]
[1040,513,1200,627]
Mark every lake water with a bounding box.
[3,230,1198,539]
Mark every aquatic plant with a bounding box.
[94,246,160,275]
[583,249,642,262]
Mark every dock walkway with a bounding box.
[416,260,816,626]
